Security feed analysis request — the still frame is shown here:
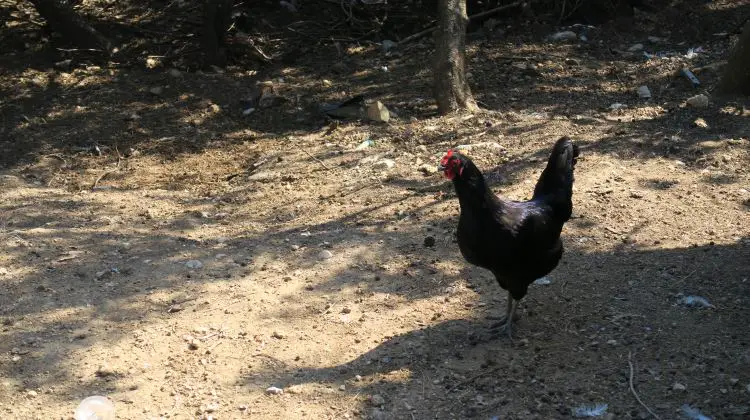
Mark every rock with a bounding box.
[381,40,397,52]
[423,236,436,248]
[339,384,346,391]
[185,260,203,269]
[370,394,386,406]
[672,382,687,391]
[187,339,200,350]
[95,365,118,377]
[533,277,551,285]
[366,101,390,122]
[169,68,181,77]
[418,164,437,175]
[693,118,708,128]
[318,250,333,260]
[637,85,651,99]
[341,307,352,314]
[609,103,627,110]
[355,375,363,382]
[629,190,644,199]
[549,31,577,42]
[686,94,709,108]
[565,58,580,66]
[266,386,284,395]
[26,390,38,397]
[628,43,644,52]
[272,331,286,339]
[149,86,163,95]
[373,159,395,169]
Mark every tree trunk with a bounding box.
[29,0,112,52]
[433,0,479,114]
[202,0,233,67]
[717,22,750,96]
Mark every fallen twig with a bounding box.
[91,170,116,190]
[628,351,661,419]
[300,148,331,170]
[398,1,525,45]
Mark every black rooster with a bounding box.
[438,137,580,337]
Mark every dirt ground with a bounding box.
[1,0,749,419]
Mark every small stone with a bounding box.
[564,58,580,66]
[609,103,627,110]
[629,190,644,199]
[628,43,644,52]
[169,68,181,77]
[373,159,395,169]
[366,101,390,122]
[11,355,21,362]
[730,378,739,385]
[339,385,346,391]
[423,236,436,247]
[318,250,333,260]
[637,85,651,99]
[549,31,577,42]
[95,365,118,377]
[272,331,286,339]
[693,117,708,128]
[187,339,200,350]
[686,94,709,108]
[381,40,397,52]
[648,36,664,43]
[185,260,203,269]
[149,86,163,95]
[238,405,248,411]
[341,307,352,314]
[355,375,363,382]
[607,339,618,345]
[418,164,437,175]
[266,386,284,395]
[204,403,219,413]
[370,394,386,406]
[290,244,300,251]
[672,382,687,391]
[26,390,37,397]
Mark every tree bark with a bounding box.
[202,0,233,67]
[29,0,112,52]
[717,22,750,96]
[433,0,479,114]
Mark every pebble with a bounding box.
[693,118,708,128]
[418,164,437,175]
[339,385,346,391]
[373,159,396,169]
[628,43,644,52]
[149,86,163,95]
[187,339,200,350]
[26,390,37,397]
[272,331,286,339]
[318,250,333,260]
[266,386,284,395]
[549,31,577,42]
[185,260,203,269]
[355,375,363,382]
[169,68,181,77]
[341,307,352,314]
[381,39,397,52]
[609,103,627,110]
[637,85,651,99]
[687,94,709,108]
[423,236,436,247]
[673,382,687,391]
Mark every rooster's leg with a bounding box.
[491,299,518,339]
[489,292,514,329]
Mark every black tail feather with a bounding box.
[532,137,579,217]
